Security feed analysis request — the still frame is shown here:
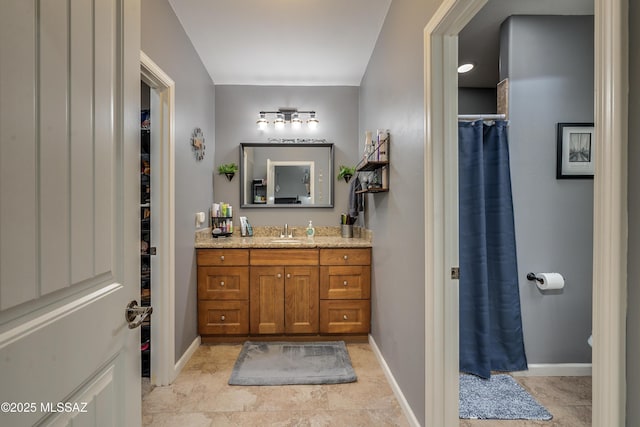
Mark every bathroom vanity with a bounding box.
[195,232,372,343]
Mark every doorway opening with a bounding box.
[140,81,152,378]
[140,52,177,387]
[424,0,627,426]
[456,3,594,420]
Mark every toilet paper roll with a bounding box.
[537,272,564,290]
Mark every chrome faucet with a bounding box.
[281,224,293,239]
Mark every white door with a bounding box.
[0,0,141,426]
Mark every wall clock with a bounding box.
[191,128,205,161]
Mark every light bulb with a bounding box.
[291,113,302,129]
[274,113,285,130]
[307,112,319,130]
[256,113,268,130]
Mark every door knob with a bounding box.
[125,300,153,329]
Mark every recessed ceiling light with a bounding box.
[458,63,475,73]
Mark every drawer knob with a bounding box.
[220,281,225,287]
[220,255,225,261]
[277,273,282,279]
[343,255,348,260]
[343,280,348,286]
[343,314,348,320]
[287,273,291,279]
[220,315,226,321]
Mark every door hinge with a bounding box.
[149,247,157,255]
[450,267,460,280]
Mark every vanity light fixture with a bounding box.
[256,108,319,130]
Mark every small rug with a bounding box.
[459,374,553,420]
[229,341,357,386]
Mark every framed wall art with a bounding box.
[556,122,595,179]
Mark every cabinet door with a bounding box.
[284,266,319,334]
[320,300,371,334]
[198,301,249,335]
[250,266,284,334]
[197,249,249,266]
[198,266,249,300]
[320,265,370,299]
[319,248,371,266]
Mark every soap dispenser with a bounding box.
[306,220,315,240]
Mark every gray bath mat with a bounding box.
[459,374,553,420]
[229,341,357,386]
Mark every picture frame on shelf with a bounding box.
[556,122,595,179]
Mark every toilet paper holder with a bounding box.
[526,272,544,284]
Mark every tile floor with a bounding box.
[142,343,591,427]
[142,343,410,426]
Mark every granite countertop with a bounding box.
[195,225,372,249]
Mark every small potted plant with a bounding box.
[218,163,238,181]
[337,165,356,183]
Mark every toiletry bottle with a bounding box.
[306,220,315,240]
[364,131,373,161]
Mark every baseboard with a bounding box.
[511,363,592,377]
[368,335,421,427]
[173,335,201,380]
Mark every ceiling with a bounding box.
[167,0,392,86]
[458,0,594,88]
[167,0,593,88]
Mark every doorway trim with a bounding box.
[423,1,628,426]
[140,51,176,386]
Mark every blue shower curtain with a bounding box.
[458,120,527,379]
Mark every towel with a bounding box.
[348,176,364,218]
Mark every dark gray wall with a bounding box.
[141,0,215,362]
[214,85,358,227]
[502,16,594,363]
[627,2,640,425]
[458,88,497,114]
[359,0,442,424]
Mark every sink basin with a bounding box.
[270,239,303,243]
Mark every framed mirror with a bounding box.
[240,142,334,208]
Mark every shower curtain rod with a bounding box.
[458,114,507,120]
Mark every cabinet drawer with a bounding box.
[320,248,371,266]
[251,249,319,266]
[320,266,370,299]
[320,300,370,334]
[198,301,249,335]
[197,249,249,266]
[198,266,249,300]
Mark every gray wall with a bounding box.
[214,85,359,227]
[627,2,640,425]
[359,0,442,423]
[502,16,594,363]
[458,88,497,114]
[141,0,215,362]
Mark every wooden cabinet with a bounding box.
[250,250,319,335]
[319,248,371,334]
[197,246,370,341]
[197,249,249,335]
